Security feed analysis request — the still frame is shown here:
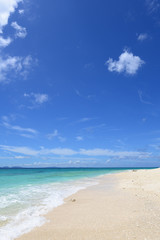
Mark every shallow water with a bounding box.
[0,167,144,240]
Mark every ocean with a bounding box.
[0,167,141,240]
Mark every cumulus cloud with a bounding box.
[0,36,12,48]
[11,21,27,38]
[0,1,36,85]
[0,0,22,33]
[106,50,145,75]
[137,33,149,41]
[0,55,33,83]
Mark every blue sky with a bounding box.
[0,0,160,167]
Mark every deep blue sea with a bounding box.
[0,167,148,240]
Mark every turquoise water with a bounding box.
[0,168,125,189]
[0,167,148,240]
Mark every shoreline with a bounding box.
[17,168,160,240]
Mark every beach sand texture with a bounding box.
[17,168,160,240]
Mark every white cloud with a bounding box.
[23,55,33,67]
[106,50,145,75]
[2,115,10,122]
[84,63,94,69]
[0,0,22,33]
[14,155,27,159]
[75,89,82,97]
[72,117,94,125]
[106,159,111,163]
[24,92,49,105]
[138,90,152,105]
[0,36,12,48]
[146,0,160,14]
[0,1,34,84]
[58,136,66,142]
[79,117,92,122]
[0,145,77,156]
[2,115,38,138]
[0,55,33,83]
[142,118,147,123]
[2,114,22,123]
[11,21,27,38]
[47,130,58,140]
[75,89,95,100]
[79,148,150,158]
[46,130,66,142]
[0,56,21,82]
[0,145,151,159]
[150,144,160,150]
[19,9,24,15]
[76,136,83,141]
[83,124,106,132]
[33,93,48,104]
[20,133,35,138]
[0,145,38,156]
[3,121,38,134]
[137,33,148,41]
[45,148,76,156]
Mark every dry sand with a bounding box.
[17,168,160,240]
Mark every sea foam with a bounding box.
[0,178,98,240]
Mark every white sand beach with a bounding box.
[17,168,160,240]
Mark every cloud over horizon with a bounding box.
[0,145,151,160]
